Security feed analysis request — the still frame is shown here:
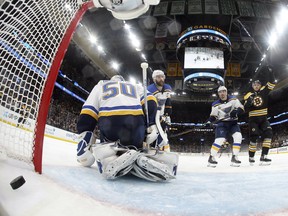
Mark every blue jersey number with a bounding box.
[102,82,136,100]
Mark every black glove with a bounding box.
[230,109,238,118]
[245,93,255,108]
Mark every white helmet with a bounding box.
[111,75,125,81]
[152,70,165,81]
[218,86,227,92]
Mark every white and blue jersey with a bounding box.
[77,80,157,147]
[209,95,244,138]
[147,83,172,116]
[210,95,244,122]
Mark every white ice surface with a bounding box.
[1,137,288,216]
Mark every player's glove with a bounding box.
[164,116,171,125]
[145,124,159,145]
[230,109,238,118]
[245,93,255,107]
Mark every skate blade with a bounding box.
[249,162,255,166]
[207,163,217,168]
[230,163,240,167]
[259,162,271,166]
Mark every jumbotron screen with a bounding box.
[184,47,224,69]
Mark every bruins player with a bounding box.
[244,66,276,165]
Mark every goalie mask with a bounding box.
[92,0,160,20]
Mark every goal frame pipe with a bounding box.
[33,1,94,174]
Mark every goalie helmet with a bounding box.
[111,75,125,81]
[152,70,165,82]
[92,0,160,20]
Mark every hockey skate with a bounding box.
[259,155,271,166]
[207,155,218,168]
[249,157,255,166]
[230,155,241,167]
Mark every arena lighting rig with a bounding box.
[176,25,232,92]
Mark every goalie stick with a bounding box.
[141,62,150,152]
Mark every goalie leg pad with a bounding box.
[102,150,140,179]
[94,144,140,179]
[93,143,118,162]
[147,151,179,169]
[131,163,165,182]
[132,154,177,182]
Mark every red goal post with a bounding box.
[0,0,94,174]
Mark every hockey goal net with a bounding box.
[0,0,93,173]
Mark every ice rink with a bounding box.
[1,137,288,216]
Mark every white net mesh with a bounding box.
[0,0,82,165]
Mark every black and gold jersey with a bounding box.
[244,81,275,117]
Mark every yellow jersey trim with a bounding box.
[99,110,144,117]
[80,109,99,120]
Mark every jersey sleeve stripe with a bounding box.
[244,92,253,100]
[140,93,153,101]
[80,109,99,120]
[141,95,157,105]
[82,105,99,114]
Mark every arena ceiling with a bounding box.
[62,0,288,102]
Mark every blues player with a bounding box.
[206,86,244,167]
[147,70,172,152]
[76,75,178,181]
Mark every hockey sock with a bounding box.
[210,143,221,156]
[210,138,225,156]
[232,143,241,155]
[262,138,271,149]
[249,142,256,157]
[261,147,270,156]
[261,138,271,155]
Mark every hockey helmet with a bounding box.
[217,86,227,92]
[111,75,125,81]
[252,79,262,85]
[152,70,165,81]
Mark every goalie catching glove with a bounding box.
[77,131,96,167]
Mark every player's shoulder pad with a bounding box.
[260,85,266,91]
[244,92,253,100]
[228,95,236,101]
[212,99,221,107]
[163,84,172,91]
[147,83,158,93]
[95,80,106,86]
